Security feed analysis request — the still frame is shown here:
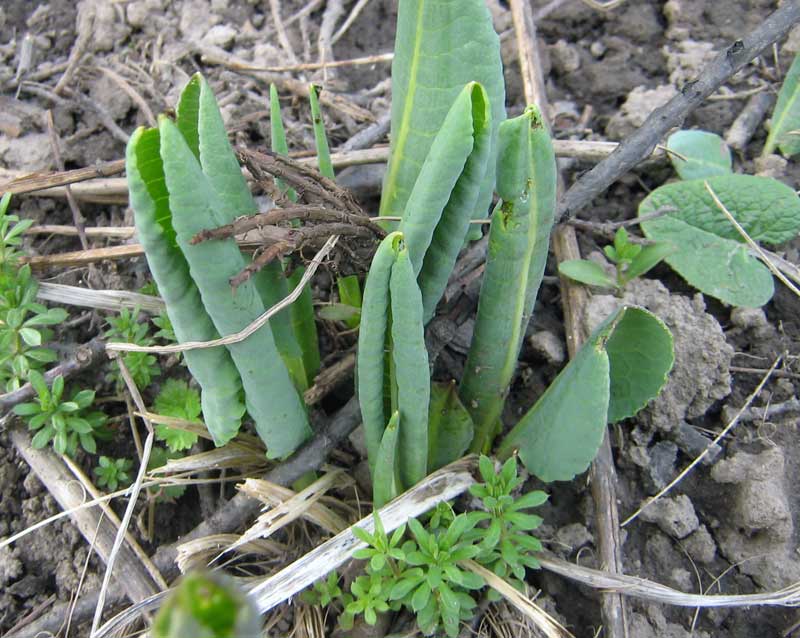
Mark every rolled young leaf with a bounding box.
[389,245,430,488]
[459,106,557,453]
[398,82,492,323]
[357,232,403,472]
[126,126,245,446]
[159,116,310,458]
[372,411,400,508]
[269,83,321,386]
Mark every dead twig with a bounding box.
[510,1,628,635]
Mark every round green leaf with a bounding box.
[606,307,674,423]
[18,328,42,347]
[666,130,732,180]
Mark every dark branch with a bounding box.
[556,0,800,222]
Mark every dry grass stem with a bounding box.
[463,560,572,638]
[106,234,338,354]
[176,534,287,574]
[37,282,164,313]
[539,554,800,608]
[90,356,158,636]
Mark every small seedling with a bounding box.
[305,455,546,637]
[94,456,134,491]
[13,371,108,456]
[0,192,32,268]
[153,378,200,452]
[318,274,362,328]
[558,227,674,293]
[104,308,161,390]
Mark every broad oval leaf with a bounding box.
[666,130,732,180]
[765,52,800,157]
[639,174,800,306]
[497,306,671,482]
[606,307,673,422]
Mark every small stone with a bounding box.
[554,523,593,553]
[0,546,23,587]
[673,421,721,464]
[639,494,699,539]
[23,472,43,497]
[754,154,788,179]
[682,525,716,564]
[549,39,581,74]
[646,441,678,489]
[529,331,565,365]
[202,24,237,49]
[606,85,677,140]
[711,447,783,484]
[590,40,606,58]
[126,1,148,27]
[730,306,768,330]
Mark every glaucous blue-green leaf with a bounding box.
[427,381,474,472]
[497,307,671,482]
[373,411,400,508]
[666,130,732,180]
[177,74,307,390]
[126,126,245,446]
[159,116,310,458]
[380,0,505,223]
[399,82,492,322]
[605,307,673,422]
[459,106,556,454]
[152,572,260,638]
[764,52,800,157]
[640,174,800,306]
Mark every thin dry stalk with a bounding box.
[252,52,393,73]
[176,534,287,573]
[539,554,800,608]
[105,234,338,355]
[229,470,351,555]
[90,356,157,637]
[269,0,299,64]
[622,356,781,526]
[37,282,164,313]
[332,0,373,44]
[94,66,156,126]
[463,560,571,638]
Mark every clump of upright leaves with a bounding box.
[151,572,261,638]
[558,227,674,293]
[104,308,161,389]
[13,371,108,456]
[153,379,200,452]
[94,456,133,491]
[308,456,546,637]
